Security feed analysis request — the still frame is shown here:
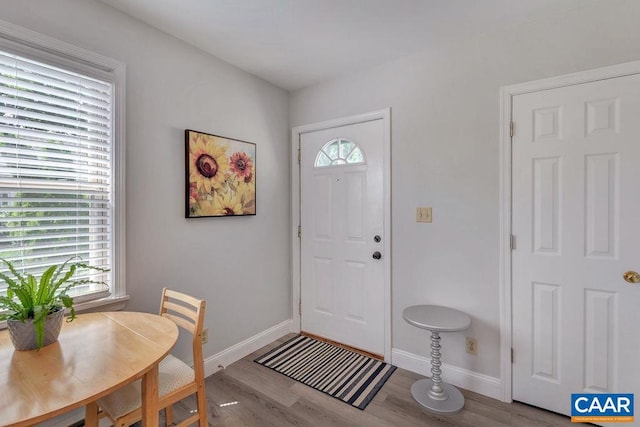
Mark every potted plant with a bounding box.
[0,256,109,350]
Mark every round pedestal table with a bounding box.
[402,305,471,415]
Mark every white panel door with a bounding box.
[300,119,385,355]
[512,74,640,418]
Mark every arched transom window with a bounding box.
[314,138,365,167]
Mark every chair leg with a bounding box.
[84,402,99,427]
[196,385,208,426]
[165,404,174,426]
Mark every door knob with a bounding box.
[372,251,382,260]
[623,271,640,284]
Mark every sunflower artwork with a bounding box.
[185,129,256,218]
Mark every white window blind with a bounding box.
[0,48,112,300]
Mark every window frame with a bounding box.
[314,137,366,168]
[0,19,127,306]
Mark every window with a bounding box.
[314,138,365,167]
[0,26,125,304]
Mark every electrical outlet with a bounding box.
[201,328,208,345]
[466,337,477,355]
[416,207,432,223]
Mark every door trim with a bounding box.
[291,108,392,361]
[499,61,640,402]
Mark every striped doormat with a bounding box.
[254,335,396,410]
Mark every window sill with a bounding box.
[0,295,130,330]
[73,294,130,313]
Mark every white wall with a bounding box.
[1,0,291,361]
[290,0,640,379]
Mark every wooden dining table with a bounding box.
[0,311,179,427]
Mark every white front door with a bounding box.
[300,119,386,356]
[512,73,640,418]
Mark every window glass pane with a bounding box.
[0,48,112,297]
[346,147,365,164]
[325,140,339,159]
[315,152,331,167]
[339,139,355,159]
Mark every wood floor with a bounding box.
[169,334,575,427]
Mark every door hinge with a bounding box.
[511,348,514,363]
[298,299,302,315]
[510,235,516,250]
[298,148,301,165]
[510,121,514,138]
[297,225,301,238]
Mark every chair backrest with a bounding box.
[159,288,206,379]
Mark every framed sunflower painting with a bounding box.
[185,129,256,218]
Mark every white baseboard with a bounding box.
[392,348,503,401]
[204,319,294,377]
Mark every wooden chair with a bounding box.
[85,288,207,427]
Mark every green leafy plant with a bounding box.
[0,256,109,348]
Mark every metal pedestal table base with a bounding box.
[402,305,471,416]
[410,378,465,415]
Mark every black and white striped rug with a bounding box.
[254,335,396,410]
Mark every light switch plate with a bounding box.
[416,207,432,223]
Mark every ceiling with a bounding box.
[97,0,585,91]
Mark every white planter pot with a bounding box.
[7,309,65,351]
